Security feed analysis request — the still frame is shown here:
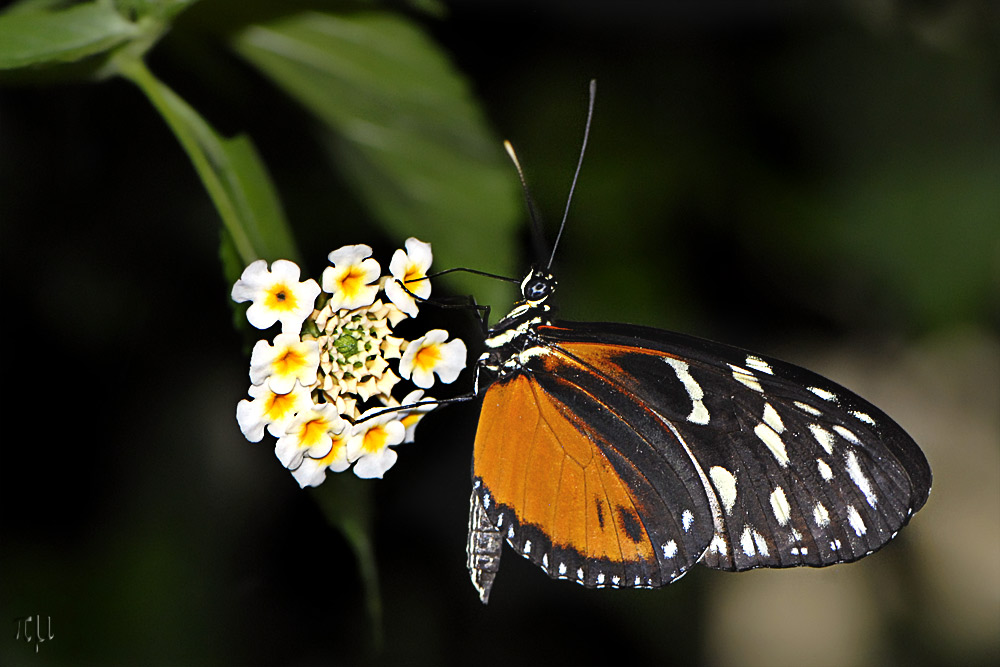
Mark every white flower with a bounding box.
[232,239,471,486]
[399,329,467,389]
[347,411,406,479]
[232,259,321,334]
[291,428,351,488]
[322,244,381,311]
[275,403,346,470]
[236,382,313,442]
[249,333,320,394]
[385,237,433,317]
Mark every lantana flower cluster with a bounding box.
[232,239,467,486]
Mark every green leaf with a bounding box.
[231,10,521,306]
[0,2,140,70]
[118,58,299,282]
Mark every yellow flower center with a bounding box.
[300,417,330,447]
[403,264,424,286]
[274,346,309,376]
[265,283,297,310]
[264,391,298,420]
[362,426,389,454]
[316,432,347,464]
[401,412,420,430]
[339,267,368,297]
[414,344,441,373]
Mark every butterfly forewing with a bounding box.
[537,322,931,573]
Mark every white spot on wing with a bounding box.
[794,401,822,416]
[817,458,834,481]
[847,505,867,536]
[754,422,789,466]
[710,534,728,557]
[665,358,710,424]
[834,425,861,445]
[745,355,774,375]
[577,567,584,581]
[709,466,739,514]
[523,540,532,554]
[730,365,763,392]
[558,562,567,576]
[813,502,831,527]
[682,509,694,532]
[596,573,605,585]
[770,486,792,525]
[846,450,878,508]
[809,423,835,455]
[663,540,678,559]
[851,410,876,425]
[740,525,757,557]
[542,553,548,570]
[753,530,770,558]
[763,403,785,433]
[808,386,838,402]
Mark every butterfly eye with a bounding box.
[523,274,555,302]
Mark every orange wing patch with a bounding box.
[552,340,676,386]
[473,374,656,564]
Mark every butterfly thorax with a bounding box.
[478,268,557,380]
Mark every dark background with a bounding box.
[2,1,998,665]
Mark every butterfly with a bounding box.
[463,81,931,603]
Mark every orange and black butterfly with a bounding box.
[463,81,931,603]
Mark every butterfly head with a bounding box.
[520,268,557,305]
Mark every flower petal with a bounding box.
[275,404,345,469]
[353,447,398,479]
[249,334,319,394]
[232,259,321,334]
[386,237,433,317]
[430,338,468,384]
[394,389,437,443]
[291,430,350,487]
[322,244,381,311]
[236,381,313,442]
[231,260,269,302]
[290,457,330,488]
[346,410,406,478]
[399,330,467,389]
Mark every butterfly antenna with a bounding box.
[547,78,596,270]
[503,140,549,265]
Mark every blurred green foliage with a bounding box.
[1,1,998,665]
[0,0,520,297]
